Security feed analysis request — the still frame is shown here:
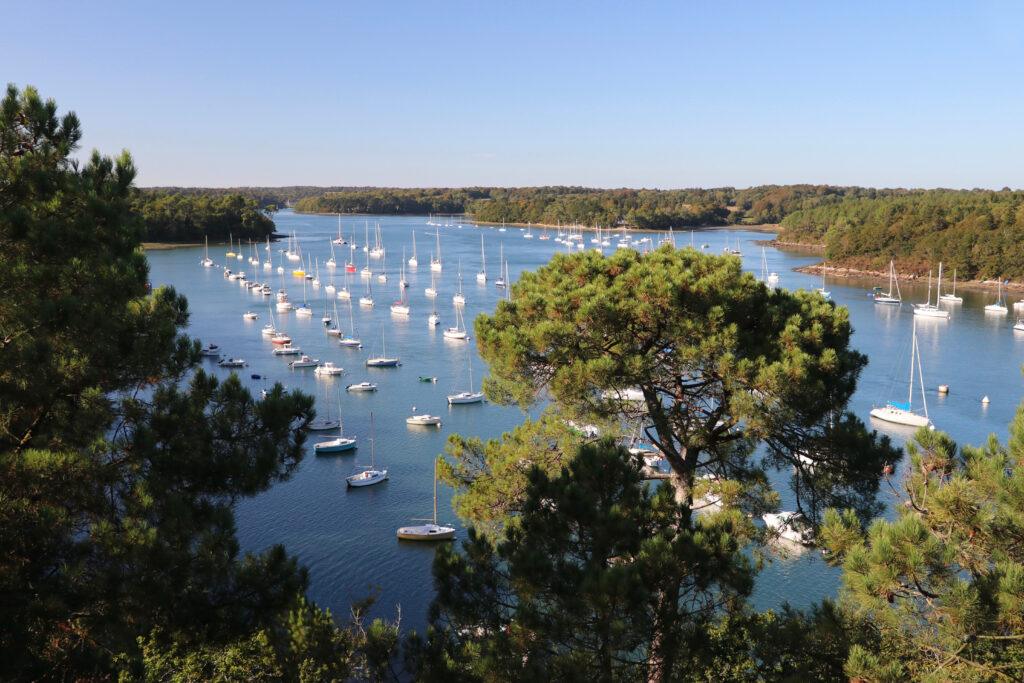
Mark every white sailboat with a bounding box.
[428,293,440,326]
[346,412,387,487]
[495,244,506,289]
[425,269,438,298]
[985,279,1008,314]
[913,270,949,319]
[338,299,361,348]
[332,215,346,246]
[814,261,831,300]
[307,384,341,431]
[447,349,484,404]
[359,277,374,308]
[314,396,356,454]
[874,260,902,305]
[396,459,455,541]
[869,318,934,429]
[365,326,400,366]
[326,239,337,269]
[477,234,487,282]
[453,259,465,306]
[443,304,468,340]
[369,223,385,259]
[939,265,962,303]
[430,230,442,272]
[390,261,410,315]
[201,236,214,267]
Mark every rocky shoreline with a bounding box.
[795,262,1024,294]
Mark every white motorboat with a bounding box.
[217,358,246,367]
[242,311,258,321]
[272,344,302,356]
[289,355,320,368]
[406,414,442,427]
[314,361,344,376]
[201,343,221,356]
[346,382,378,392]
[762,511,813,544]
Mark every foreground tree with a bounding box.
[444,246,895,530]
[822,395,1024,681]
[419,439,756,682]
[0,85,338,678]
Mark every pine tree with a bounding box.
[0,84,320,678]
[422,439,754,682]
[822,394,1024,681]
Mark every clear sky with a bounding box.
[8,1,1024,189]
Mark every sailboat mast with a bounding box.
[908,318,917,409]
[432,459,438,525]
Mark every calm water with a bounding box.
[146,211,1024,628]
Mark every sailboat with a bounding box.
[814,261,831,300]
[332,215,346,246]
[443,304,468,340]
[396,459,455,541]
[477,234,487,282]
[263,236,272,271]
[913,270,949,319]
[225,234,236,259]
[201,236,214,267]
[869,318,934,430]
[306,384,341,431]
[408,232,418,267]
[985,279,1008,314]
[326,298,343,336]
[447,349,484,404]
[430,230,442,272]
[874,260,902,305]
[399,247,409,288]
[294,274,313,317]
[428,293,440,326]
[359,277,374,308]
[314,396,357,454]
[365,325,400,366]
[939,265,962,303]
[337,268,351,300]
[425,269,438,298]
[370,223,385,259]
[338,299,361,348]
[346,412,387,487]
[453,259,465,305]
[390,261,410,315]
[326,239,337,269]
[495,244,506,289]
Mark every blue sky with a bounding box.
[8,1,1024,189]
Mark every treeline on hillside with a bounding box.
[147,186,377,210]
[130,190,276,242]
[294,185,887,228]
[776,188,1024,280]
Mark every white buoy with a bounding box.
[982,395,990,404]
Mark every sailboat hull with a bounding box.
[397,524,455,541]
[314,437,357,454]
[870,405,933,429]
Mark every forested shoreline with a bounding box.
[138,184,1024,282]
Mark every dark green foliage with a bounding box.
[0,84,334,679]
[129,189,276,242]
[422,439,755,682]
[822,392,1024,681]
[777,188,1024,279]
[292,184,876,227]
[451,245,895,530]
